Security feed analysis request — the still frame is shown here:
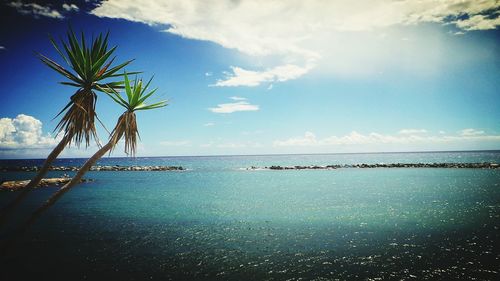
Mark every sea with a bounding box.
[1,151,499,280]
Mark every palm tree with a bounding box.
[18,73,167,231]
[0,29,136,226]
[28,28,137,188]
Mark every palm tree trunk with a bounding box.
[1,141,114,255]
[22,141,114,231]
[0,134,72,228]
[26,134,73,189]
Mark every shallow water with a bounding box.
[1,152,499,280]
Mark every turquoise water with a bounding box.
[1,151,499,280]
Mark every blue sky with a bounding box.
[0,0,499,158]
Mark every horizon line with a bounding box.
[1,149,499,161]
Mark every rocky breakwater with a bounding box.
[0,165,184,172]
[246,162,499,170]
[1,177,93,191]
[89,165,184,171]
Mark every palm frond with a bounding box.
[114,72,168,112]
[99,59,135,80]
[37,53,83,84]
[105,72,167,156]
[39,29,139,147]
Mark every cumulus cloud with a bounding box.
[91,1,500,50]
[90,0,500,85]
[8,1,63,19]
[0,114,60,149]
[460,128,485,136]
[62,3,79,12]
[454,14,500,30]
[274,129,500,147]
[214,64,313,87]
[229,96,247,101]
[7,1,80,19]
[209,97,259,114]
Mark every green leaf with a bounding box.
[137,88,158,105]
[81,31,86,55]
[54,99,74,119]
[103,90,129,109]
[49,35,70,66]
[91,45,117,76]
[38,53,82,84]
[61,41,84,78]
[124,72,133,102]
[131,78,142,106]
[68,29,84,69]
[99,59,134,79]
[134,100,168,111]
[143,75,154,94]
[99,31,110,58]
[60,81,82,87]
[105,71,142,78]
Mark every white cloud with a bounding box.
[91,1,500,53]
[274,129,500,147]
[0,118,16,140]
[454,14,500,31]
[159,140,191,146]
[62,3,79,12]
[91,0,500,84]
[0,114,60,149]
[214,64,313,87]
[398,129,428,135]
[275,131,318,147]
[229,96,247,101]
[460,128,485,136]
[203,122,215,127]
[209,99,259,113]
[0,46,5,50]
[8,1,64,19]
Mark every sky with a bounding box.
[0,0,499,159]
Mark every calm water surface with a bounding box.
[1,151,499,280]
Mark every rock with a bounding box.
[246,162,500,170]
[0,177,92,191]
[0,165,185,172]
[1,180,30,190]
